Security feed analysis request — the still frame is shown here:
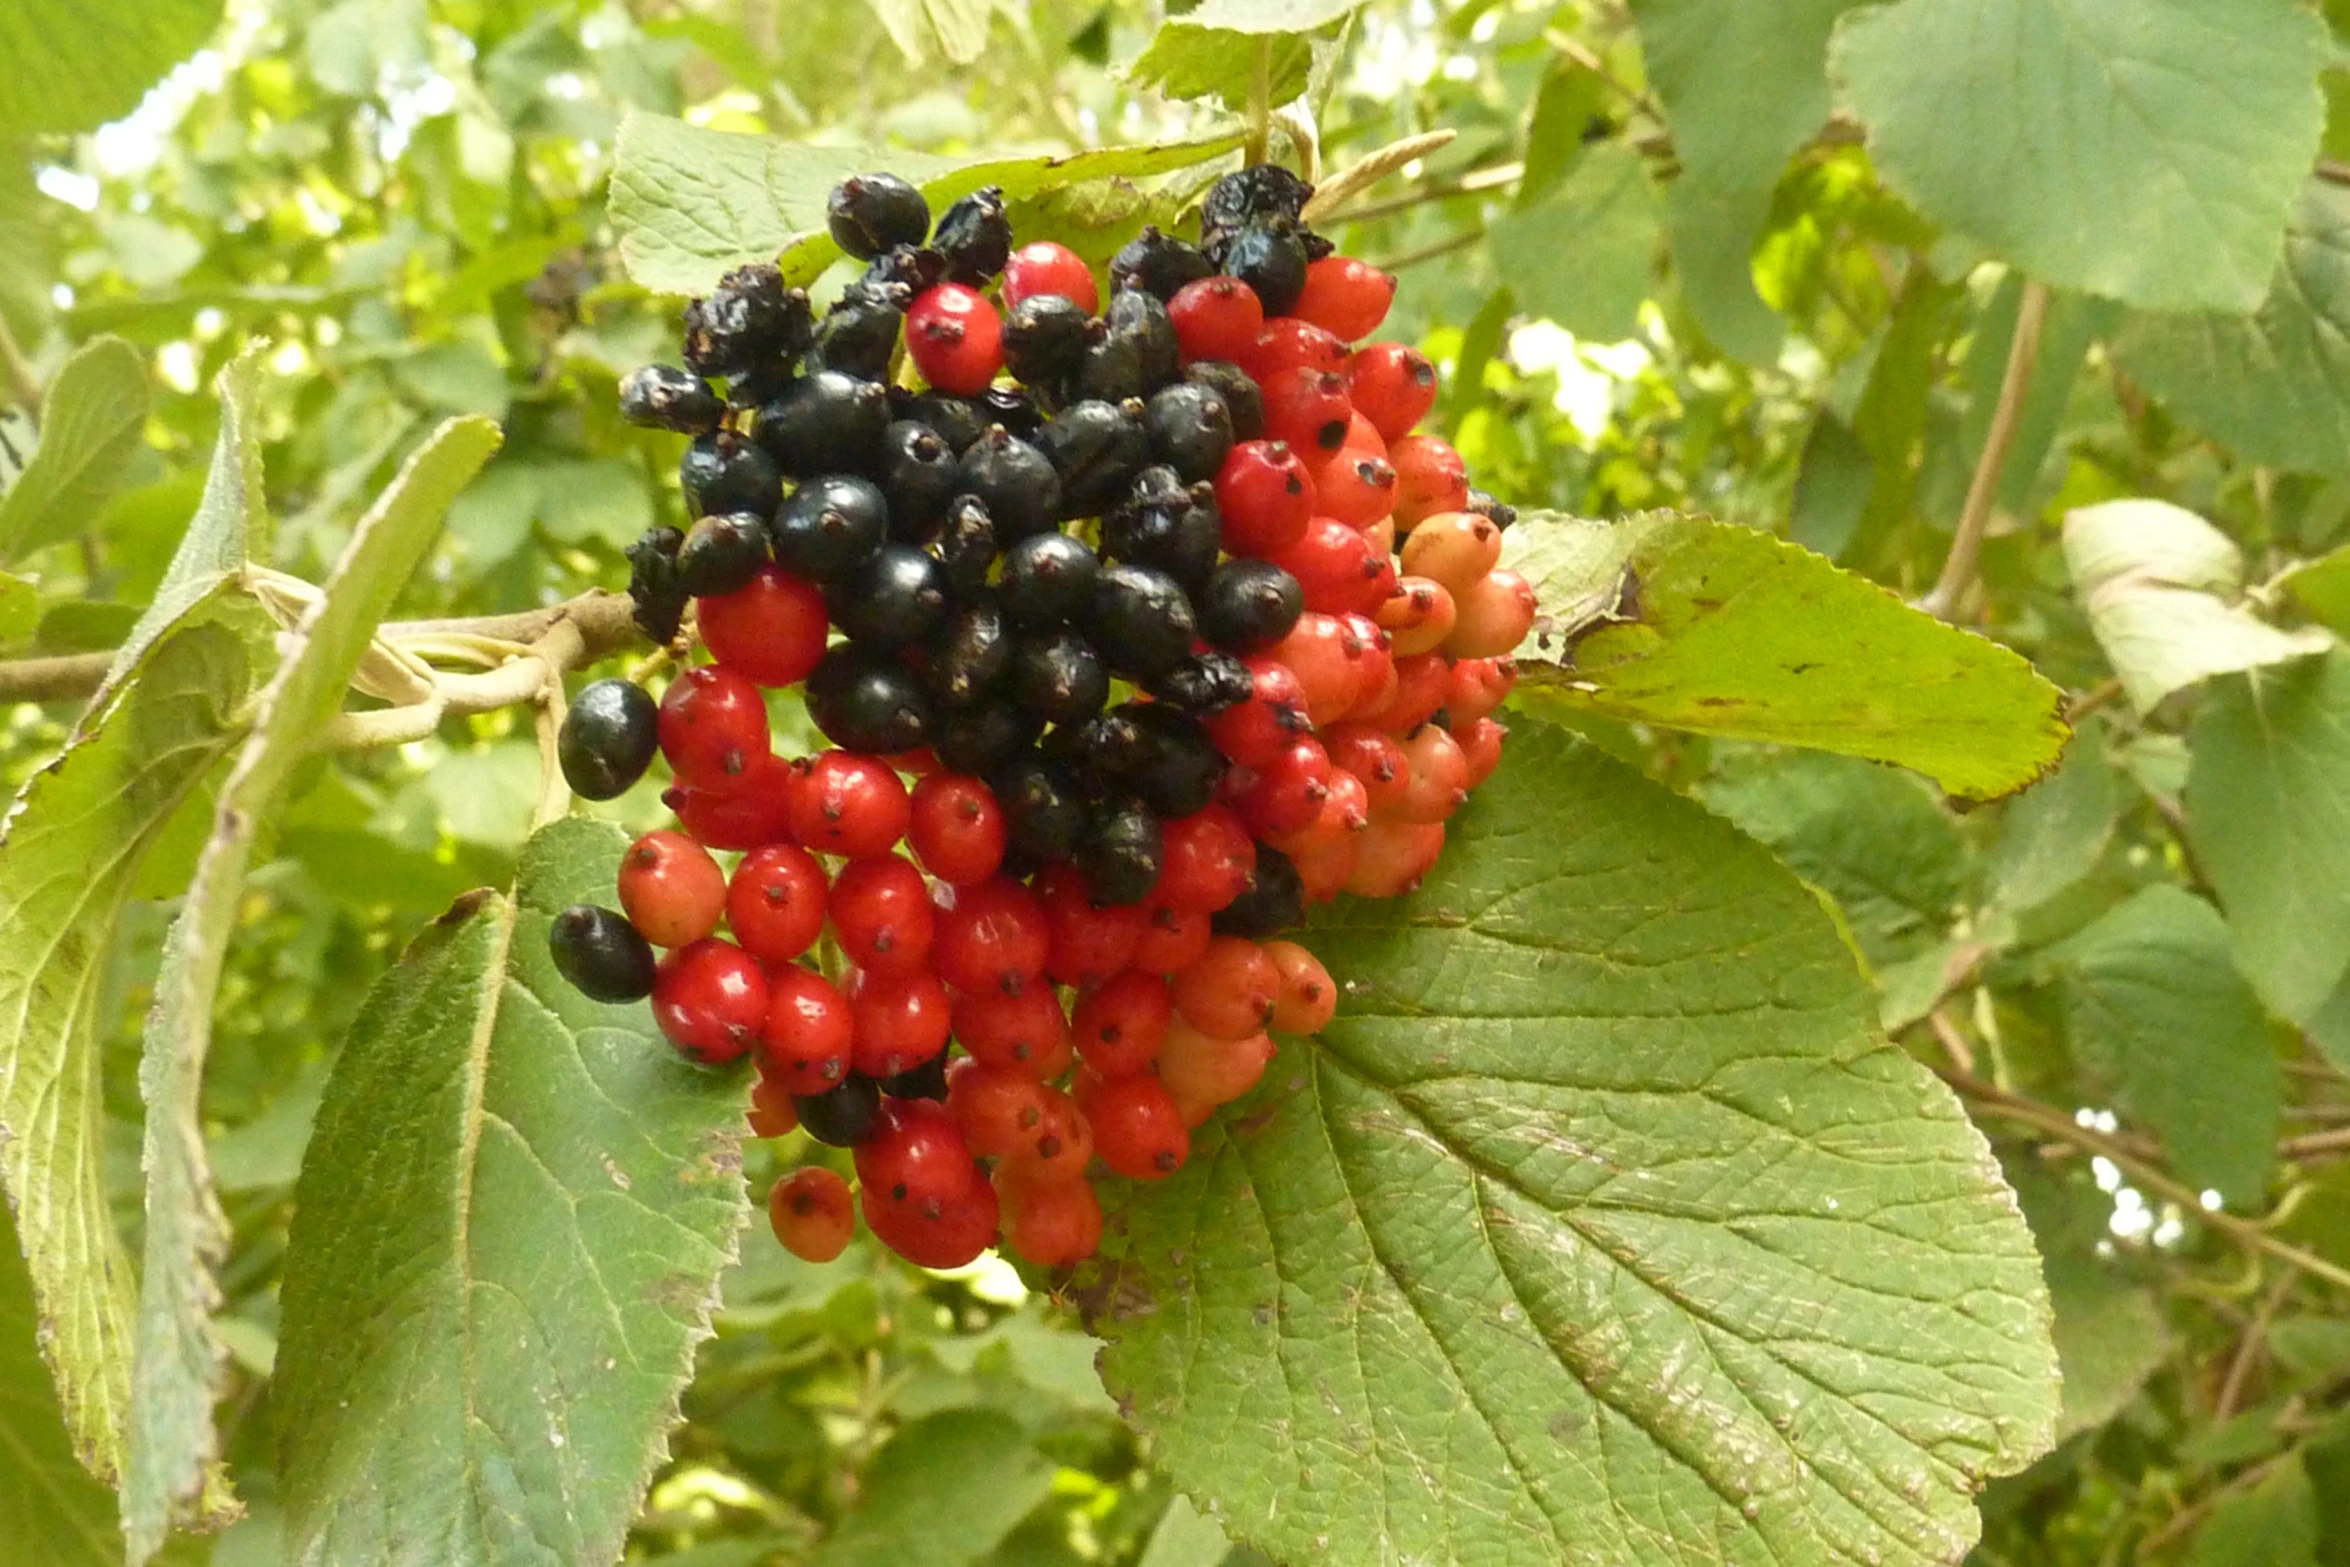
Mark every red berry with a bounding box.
[1153,804,1256,913]
[1390,434,1470,528]
[1449,568,1538,658]
[1378,577,1458,658]
[664,752,794,850]
[1167,274,1266,365]
[748,1073,801,1138]
[1345,817,1445,898]
[1237,736,1333,839]
[698,565,829,689]
[932,876,1049,997]
[1345,342,1438,441]
[855,1097,979,1214]
[617,829,727,948]
[1341,409,1388,454]
[1171,935,1281,1042]
[828,854,936,978]
[1292,256,1396,342]
[658,665,770,790]
[1446,656,1519,726]
[652,938,768,1064]
[994,1088,1092,1184]
[1260,368,1356,456]
[1245,318,1348,380]
[1399,512,1502,593]
[946,1057,1055,1157]
[1305,450,1399,530]
[906,283,1004,396]
[1355,650,1449,734]
[907,772,1008,885]
[1266,765,1369,855]
[950,983,1072,1076]
[1075,1071,1189,1181]
[1322,723,1412,814]
[1002,241,1098,313]
[758,963,853,1094]
[862,1173,998,1269]
[845,966,953,1079]
[1071,968,1173,1078]
[727,844,830,966]
[1202,656,1310,769]
[1213,441,1317,557]
[787,751,911,857]
[770,1167,855,1263]
[1157,1018,1275,1125]
[1268,613,1369,726]
[1455,715,1508,787]
[1037,865,1145,988]
[1270,517,1392,618]
[1131,898,1215,975]
[1262,940,1337,1034]
[998,1169,1103,1267]
[1390,723,1470,824]
[1289,830,1362,905]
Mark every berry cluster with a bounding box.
[548,164,1532,1273]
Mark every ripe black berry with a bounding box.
[1122,704,1228,818]
[999,531,1102,627]
[618,364,723,433]
[932,494,998,596]
[806,645,935,754]
[755,370,891,477]
[879,419,960,539]
[828,173,931,260]
[1143,382,1235,483]
[1001,293,1095,387]
[1078,799,1163,906]
[1103,467,1221,591]
[1200,559,1305,651]
[558,678,660,800]
[1110,225,1212,301]
[904,389,989,453]
[981,385,1046,441]
[1036,399,1151,517]
[879,1051,952,1102]
[679,430,782,519]
[935,702,1041,776]
[1069,330,1145,404]
[862,243,946,298]
[807,292,906,380]
[675,512,771,598]
[1465,488,1517,530]
[928,598,1013,707]
[932,184,1013,284]
[1046,706,1149,779]
[1185,359,1265,441]
[825,543,949,648]
[1105,288,1180,390]
[626,525,688,643]
[1213,843,1306,939]
[1201,165,1314,257]
[1087,563,1198,679]
[993,753,1088,863]
[957,426,1062,543]
[1009,629,1111,725]
[682,263,813,377]
[548,904,659,1003]
[1222,223,1310,317]
[1144,650,1256,715]
[771,473,889,581]
[796,1074,883,1147]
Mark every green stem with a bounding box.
[1243,39,1272,166]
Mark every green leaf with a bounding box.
[1828,0,2329,311]
[0,1199,123,1566]
[1504,510,2068,799]
[1660,179,1783,365]
[0,337,150,565]
[2278,539,2350,638]
[2185,652,2350,1024]
[2116,179,2350,475]
[2044,1257,2170,1442]
[610,112,1243,296]
[0,567,36,647]
[1135,1496,1232,1567]
[0,620,250,1491]
[1985,725,2121,916]
[1629,0,1864,193]
[1085,719,2059,1567]
[865,0,1000,65]
[2042,885,2279,1207]
[1788,413,1874,561]
[2185,1454,2319,1567]
[0,0,223,135]
[122,416,500,1561]
[274,817,750,1566]
[2062,498,2333,714]
[814,1409,1057,1567]
[1127,0,1363,111]
[1485,144,1659,342]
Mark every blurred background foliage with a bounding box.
[5,0,2350,1562]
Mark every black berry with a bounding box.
[878,419,960,539]
[754,369,891,477]
[626,524,688,643]
[1222,223,1310,317]
[927,598,1013,707]
[932,184,1012,284]
[1144,650,1256,715]
[825,543,949,648]
[932,493,999,595]
[1009,628,1111,725]
[1077,799,1163,907]
[957,426,1062,543]
[675,512,771,598]
[1214,843,1306,938]
[1110,225,1212,301]
[904,389,989,453]
[807,292,906,380]
[806,644,935,754]
[618,364,722,433]
[993,753,1088,863]
[1185,359,1264,441]
[682,263,813,377]
[1036,399,1151,517]
[1200,559,1304,652]
[936,702,1042,776]
[558,679,659,801]
[1143,381,1235,483]
[1001,293,1095,387]
[548,905,658,1003]
[880,1051,951,1102]
[828,173,931,260]
[771,473,889,581]
[679,430,782,519]
[999,531,1102,627]
[796,1074,883,1146]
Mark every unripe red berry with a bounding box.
[1293,255,1397,342]
[1390,434,1470,528]
[1153,804,1256,913]
[997,1168,1103,1268]
[1262,940,1337,1034]
[994,1086,1093,1183]
[1131,897,1215,975]
[1454,714,1508,787]
[1445,656,1519,726]
[855,1097,979,1214]
[1157,1017,1275,1125]
[727,844,829,966]
[1075,1070,1189,1181]
[1268,612,1369,727]
[845,966,952,1080]
[664,751,793,850]
[1354,650,1449,734]
[1237,736,1333,839]
[862,1173,998,1269]
[1391,722,1471,825]
[1305,449,1399,530]
[652,938,768,1064]
[1270,517,1392,618]
[758,963,853,1094]
[1202,656,1310,769]
[698,565,829,689]
[658,665,770,790]
[770,1167,855,1263]
[1071,968,1173,1078]
[1213,441,1316,558]
[906,283,1005,396]
[1322,723,1413,814]
[1037,864,1145,988]
[788,751,912,857]
[946,1056,1056,1157]
[1400,512,1503,594]
[1377,577,1457,658]
[1167,274,1266,365]
[950,983,1072,1076]
[1002,241,1098,313]
[1171,935,1282,1042]
[1448,568,1537,658]
[1344,817,1446,898]
[907,772,1008,885]
[1260,368,1356,456]
[618,829,728,948]
[827,854,935,979]
[932,876,1050,997]
[1344,342,1438,440]
[1244,318,1348,380]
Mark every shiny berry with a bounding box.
[1153,805,1256,914]
[680,430,782,519]
[1038,398,1153,516]
[759,963,853,1094]
[1077,798,1163,908]
[934,876,1051,996]
[908,773,1008,884]
[1262,369,1354,456]
[846,967,954,1080]
[748,1073,800,1138]
[951,983,1073,1077]
[729,844,827,968]
[879,419,961,538]
[1214,843,1307,938]
[618,364,722,433]
[1271,518,1390,618]
[1306,450,1399,530]
[788,751,911,857]
[1086,563,1198,678]
[828,172,930,259]
[1392,722,1471,824]
[1295,256,1396,342]
[1346,817,1446,898]
[828,855,935,979]
[1038,866,1146,987]
[850,1096,973,1213]
[618,830,727,948]
[794,1073,881,1147]
[993,753,1088,864]
[1323,723,1413,814]
[1185,359,1265,440]
[1003,240,1099,312]
[675,511,770,599]
[1222,222,1309,316]
[1357,649,1450,733]
[1390,434,1471,528]
[958,427,1062,542]
[1076,1071,1189,1180]
[1110,225,1212,301]
[1447,656,1518,726]
[1455,714,1507,787]
[770,1168,855,1263]
[947,1057,1055,1157]
[999,531,1102,627]
[1002,292,1095,387]
[1167,275,1266,365]
[1400,511,1502,592]
[907,283,1004,396]
[1202,656,1310,769]
[1008,629,1111,726]
[1237,736,1334,838]
[699,565,830,689]
[1449,568,1538,658]
[805,645,935,755]
[998,1169,1103,1268]
[1263,939,1338,1033]
[932,185,1012,284]
[1143,381,1236,483]
[992,1088,1092,1184]
[755,370,892,478]
[1346,342,1438,440]
[1072,968,1172,1078]
[658,665,770,790]
[1245,318,1348,380]
[652,939,768,1064]
[826,543,949,650]
[548,905,657,1003]
[558,679,658,802]
[772,473,889,581]
[862,1176,999,1269]
[1214,441,1316,557]
[1131,897,1216,975]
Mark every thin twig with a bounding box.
[2280,1126,2350,1161]
[1942,1067,2350,1295]
[2064,677,2124,725]
[2320,160,2350,189]
[1925,279,2052,620]
[1322,160,1523,226]
[0,314,41,420]
[1372,227,1484,273]
[2213,1269,2292,1422]
[1541,30,1662,122]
